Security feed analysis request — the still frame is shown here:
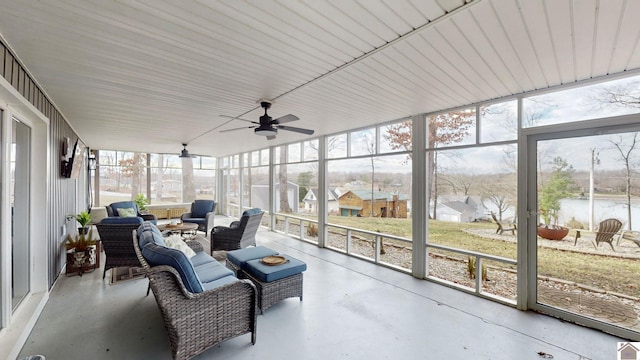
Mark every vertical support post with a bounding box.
[411,115,427,278]
[589,148,598,231]
[475,256,481,294]
[284,216,289,235]
[346,229,352,254]
[269,146,275,230]
[318,135,327,248]
[375,235,381,263]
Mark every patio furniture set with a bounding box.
[92,203,306,359]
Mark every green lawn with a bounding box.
[281,214,640,297]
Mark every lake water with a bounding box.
[557,198,640,230]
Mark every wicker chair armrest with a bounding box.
[205,212,215,230]
[229,221,241,229]
[140,213,158,222]
[213,225,240,234]
[184,240,203,253]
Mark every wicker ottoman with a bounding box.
[226,246,279,274]
[226,247,306,312]
[243,255,306,312]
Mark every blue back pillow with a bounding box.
[141,243,204,293]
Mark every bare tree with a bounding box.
[362,132,378,216]
[385,112,474,219]
[481,176,516,221]
[119,152,146,199]
[592,84,640,109]
[610,133,639,230]
[278,149,292,213]
[522,97,557,128]
[155,154,166,201]
[181,156,196,203]
[591,81,640,229]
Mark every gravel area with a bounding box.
[274,221,640,331]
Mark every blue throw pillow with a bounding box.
[137,222,166,247]
[141,243,204,293]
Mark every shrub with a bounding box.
[307,224,318,237]
[134,194,148,211]
[565,217,584,229]
[467,256,488,281]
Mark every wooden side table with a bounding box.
[66,240,101,276]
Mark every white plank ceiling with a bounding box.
[0,0,639,157]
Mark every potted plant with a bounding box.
[65,228,98,275]
[74,211,92,235]
[537,157,574,240]
[134,194,148,213]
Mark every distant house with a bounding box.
[337,190,408,218]
[251,181,299,213]
[434,195,484,223]
[302,187,340,214]
[619,342,639,360]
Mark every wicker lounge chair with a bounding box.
[133,226,257,360]
[211,208,264,251]
[95,217,144,279]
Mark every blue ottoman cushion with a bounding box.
[227,246,279,268]
[245,255,306,282]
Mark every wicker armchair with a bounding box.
[211,208,264,251]
[106,200,157,224]
[95,217,144,279]
[133,230,257,360]
[180,199,216,233]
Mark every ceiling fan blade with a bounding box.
[267,135,276,140]
[220,126,256,133]
[272,114,299,124]
[276,124,314,135]
[219,114,259,125]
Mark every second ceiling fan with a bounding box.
[220,100,314,140]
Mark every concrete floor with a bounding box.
[19,222,625,360]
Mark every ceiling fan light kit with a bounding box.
[255,127,277,136]
[179,143,192,158]
[219,99,314,139]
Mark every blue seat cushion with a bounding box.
[192,200,215,218]
[194,261,235,283]
[245,255,306,282]
[190,252,217,267]
[181,217,205,225]
[141,243,203,293]
[100,216,143,225]
[202,274,238,291]
[227,246,279,269]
